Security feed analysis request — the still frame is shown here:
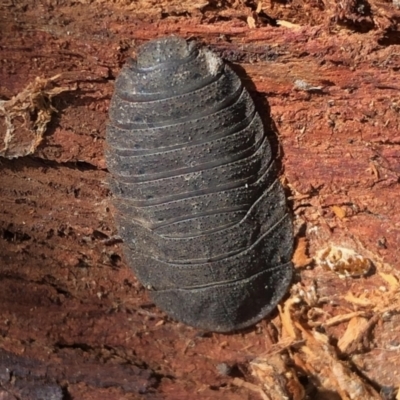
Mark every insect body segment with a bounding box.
[106,36,293,332]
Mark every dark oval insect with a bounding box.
[106,36,293,332]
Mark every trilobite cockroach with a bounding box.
[106,36,293,332]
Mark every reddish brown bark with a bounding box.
[0,1,399,398]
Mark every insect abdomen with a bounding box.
[106,36,293,332]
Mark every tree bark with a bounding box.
[0,1,399,398]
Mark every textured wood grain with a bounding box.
[0,0,399,398]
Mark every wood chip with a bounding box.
[338,316,370,353]
[247,16,256,29]
[251,354,305,400]
[277,20,302,28]
[324,311,369,327]
[379,272,399,291]
[279,298,300,340]
[292,237,312,268]
[293,325,381,399]
[232,378,270,400]
[331,205,347,219]
[344,293,374,307]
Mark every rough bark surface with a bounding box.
[0,0,399,399]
